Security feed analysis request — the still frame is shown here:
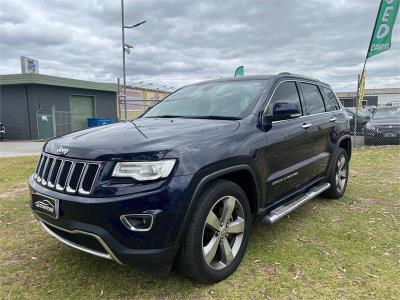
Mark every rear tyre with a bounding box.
[323,148,349,199]
[177,179,251,283]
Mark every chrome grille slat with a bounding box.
[56,160,73,191]
[66,162,86,193]
[376,125,400,133]
[48,159,62,188]
[33,153,100,195]
[65,162,76,191]
[46,159,57,187]
[34,154,44,180]
[41,158,54,185]
[37,156,48,182]
[79,164,100,195]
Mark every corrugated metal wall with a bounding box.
[0,84,117,140]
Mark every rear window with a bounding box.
[321,86,340,111]
[301,83,326,114]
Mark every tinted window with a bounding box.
[266,81,302,116]
[144,80,267,118]
[321,86,340,111]
[301,83,326,114]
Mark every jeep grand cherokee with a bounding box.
[29,73,351,283]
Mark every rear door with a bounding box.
[262,81,315,202]
[299,83,334,177]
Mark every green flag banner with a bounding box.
[234,66,244,77]
[367,0,399,59]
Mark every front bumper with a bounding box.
[364,129,400,143]
[29,174,193,272]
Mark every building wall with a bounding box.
[0,85,30,139]
[118,87,170,120]
[337,88,400,107]
[0,84,117,140]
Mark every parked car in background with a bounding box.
[365,106,377,115]
[364,107,400,145]
[0,123,5,140]
[345,108,370,134]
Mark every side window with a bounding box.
[266,82,302,116]
[301,83,326,114]
[321,86,340,111]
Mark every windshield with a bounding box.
[143,80,267,119]
[372,107,400,119]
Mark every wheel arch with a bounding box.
[338,135,352,159]
[326,135,352,178]
[175,164,261,247]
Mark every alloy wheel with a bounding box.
[202,196,245,270]
[335,154,347,193]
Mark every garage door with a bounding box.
[70,95,95,131]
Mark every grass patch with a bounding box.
[0,147,399,299]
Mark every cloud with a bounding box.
[0,0,399,91]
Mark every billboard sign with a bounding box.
[21,56,39,74]
[121,89,143,111]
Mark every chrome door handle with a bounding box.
[301,123,312,129]
[329,117,337,122]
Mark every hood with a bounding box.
[45,118,240,160]
[368,117,400,125]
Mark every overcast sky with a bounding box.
[0,0,399,91]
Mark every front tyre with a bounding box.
[177,179,251,283]
[323,148,349,199]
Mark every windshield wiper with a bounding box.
[146,115,186,118]
[189,115,241,120]
[145,115,241,120]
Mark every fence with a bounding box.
[36,106,72,140]
[343,93,400,148]
[53,108,72,137]
[119,98,161,120]
[36,108,54,140]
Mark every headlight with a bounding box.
[112,159,176,181]
[365,123,375,130]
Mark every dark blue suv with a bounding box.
[29,74,351,283]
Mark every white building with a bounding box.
[336,88,400,107]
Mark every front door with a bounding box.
[262,81,316,203]
[70,95,95,132]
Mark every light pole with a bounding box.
[121,0,146,120]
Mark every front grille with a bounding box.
[376,125,400,133]
[33,153,101,195]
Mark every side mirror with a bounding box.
[262,101,301,123]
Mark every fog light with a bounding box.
[120,214,154,231]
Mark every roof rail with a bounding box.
[278,72,320,82]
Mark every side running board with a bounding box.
[262,182,330,224]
